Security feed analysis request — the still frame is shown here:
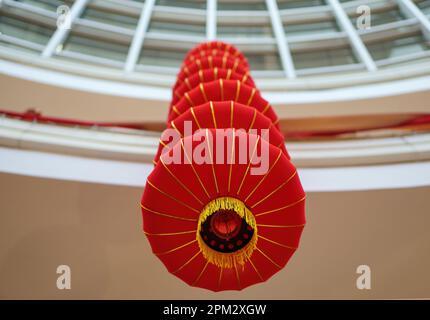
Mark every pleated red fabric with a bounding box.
[155,101,289,164]
[141,41,306,291]
[173,56,249,92]
[169,79,280,130]
[171,68,255,108]
[183,48,250,70]
[184,41,249,68]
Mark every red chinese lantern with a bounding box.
[141,41,306,291]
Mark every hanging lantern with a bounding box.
[141,41,306,291]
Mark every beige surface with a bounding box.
[0,172,429,299]
[2,73,430,126]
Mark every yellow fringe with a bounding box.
[196,197,258,269]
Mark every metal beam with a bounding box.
[327,0,377,72]
[265,0,296,79]
[206,0,217,40]
[42,0,89,58]
[124,0,156,73]
[396,0,430,41]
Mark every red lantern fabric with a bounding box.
[141,130,305,291]
[155,101,289,164]
[173,56,249,91]
[184,41,248,67]
[141,41,306,291]
[171,68,255,108]
[183,48,250,70]
[169,79,280,130]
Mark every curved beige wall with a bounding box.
[0,172,429,299]
[2,72,430,126]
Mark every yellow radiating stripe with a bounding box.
[173,250,201,274]
[218,267,223,289]
[146,180,199,213]
[256,246,281,269]
[184,78,192,90]
[251,171,297,209]
[258,235,298,250]
[248,109,257,132]
[170,120,183,138]
[159,139,169,148]
[184,92,194,107]
[214,67,219,80]
[248,258,264,281]
[172,105,181,115]
[227,129,235,193]
[255,196,306,216]
[155,239,197,256]
[232,59,239,73]
[199,83,208,102]
[141,204,197,222]
[241,72,249,83]
[247,88,257,106]
[222,55,227,69]
[160,158,203,205]
[244,150,283,202]
[230,101,234,128]
[193,261,209,286]
[180,140,211,199]
[233,260,241,289]
[219,79,224,101]
[198,70,204,82]
[226,68,232,80]
[262,102,271,114]
[206,129,219,193]
[190,107,201,129]
[235,80,241,102]
[237,136,260,195]
[210,101,217,128]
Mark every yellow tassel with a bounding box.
[196,197,258,269]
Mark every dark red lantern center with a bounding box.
[210,209,242,239]
[200,209,254,254]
